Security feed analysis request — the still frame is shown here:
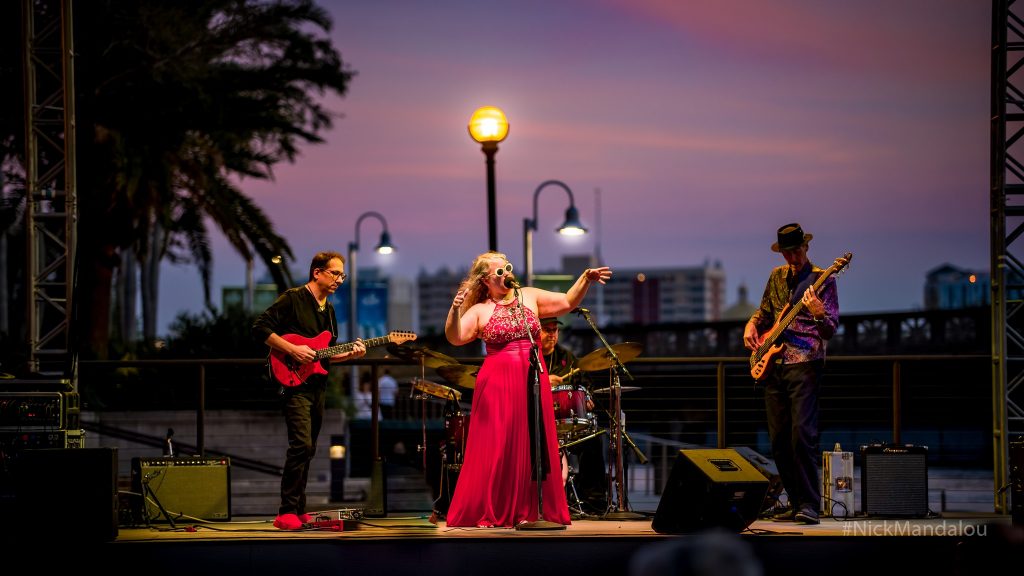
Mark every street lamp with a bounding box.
[348,211,396,393]
[468,106,509,251]
[523,180,588,286]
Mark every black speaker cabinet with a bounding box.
[652,448,769,534]
[861,444,928,517]
[12,447,118,541]
[132,456,231,522]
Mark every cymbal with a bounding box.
[577,342,643,372]
[386,344,458,368]
[412,378,461,401]
[436,364,479,389]
[592,386,642,394]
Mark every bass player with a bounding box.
[253,250,366,530]
[742,223,838,525]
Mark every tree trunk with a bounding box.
[141,220,163,342]
[115,249,137,345]
[79,240,118,360]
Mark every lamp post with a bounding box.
[348,211,395,519]
[348,211,396,395]
[523,180,588,286]
[468,106,509,252]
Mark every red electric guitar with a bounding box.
[269,330,416,387]
[749,252,852,382]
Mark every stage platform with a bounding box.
[72,511,1019,576]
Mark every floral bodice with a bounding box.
[479,299,541,344]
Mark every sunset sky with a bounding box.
[158,0,990,334]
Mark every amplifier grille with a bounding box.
[131,457,231,522]
[861,445,928,517]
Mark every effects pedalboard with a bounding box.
[304,509,362,531]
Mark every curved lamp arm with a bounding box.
[523,180,587,286]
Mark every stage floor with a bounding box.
[113,511,1008,541]
[87,511,1021,576]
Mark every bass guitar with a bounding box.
[749,252,852,382]
[269,330,417,387]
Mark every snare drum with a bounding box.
[551,384,592,434]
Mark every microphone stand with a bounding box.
[513,284,565,531]
[576,308,645,520]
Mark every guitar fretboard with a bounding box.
[315,335,394,360]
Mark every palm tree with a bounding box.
[66,0,356,356]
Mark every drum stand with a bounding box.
[412,359,430,471]
[600,369,644,520]
[563,453,587,518]
[574,308,646,521]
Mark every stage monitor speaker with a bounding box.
[731,446,783,510]
[861,444,928,517]
[12,447,118,542]
[131,456,231,522]
[652,448,769,534]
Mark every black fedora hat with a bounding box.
[540,316,567,328]
[771,223,813,252]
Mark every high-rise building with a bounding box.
[416,266,467,336]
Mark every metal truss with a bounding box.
[23,0,76,378]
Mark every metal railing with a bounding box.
[78,353,992,478]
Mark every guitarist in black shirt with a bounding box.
[253,250,366,530]
[742,224,840,525]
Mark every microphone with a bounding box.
[503,275,520,289]
[572,307,589,314]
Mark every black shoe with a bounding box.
[771,507,796,522]
[794,505,819,525]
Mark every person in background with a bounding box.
[354,371,381,420]
[377,368,398,419]
[444,251,612,528]
[253,250,366,531]
[742,223,838,525]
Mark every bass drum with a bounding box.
[444,412,471,469]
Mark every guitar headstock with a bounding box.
[387,331,417,346]
[833,252,853,274]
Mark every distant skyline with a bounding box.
[157,0,990,335]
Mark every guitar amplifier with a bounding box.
[861,444,928,517]
[131,456,231,522]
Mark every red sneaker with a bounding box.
[273,513,302,530]
[298,513,312,524]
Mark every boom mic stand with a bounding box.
[576,308,645,520]
[513,284,565,531]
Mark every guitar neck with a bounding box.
[759,268,835,350]
[316,335,392,360]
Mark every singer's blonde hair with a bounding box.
[455,251,510,313]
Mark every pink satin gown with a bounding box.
[445,299,571,527]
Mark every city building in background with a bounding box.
[721,283,757,321]
[924,264,989,310]
[416,266,467,336]
[414,255,727,335]
[222,268,414,342]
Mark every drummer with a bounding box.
[539,316,607,514]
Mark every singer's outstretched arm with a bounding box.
[534,267,612,318]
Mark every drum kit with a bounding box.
[388,339,647,519]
